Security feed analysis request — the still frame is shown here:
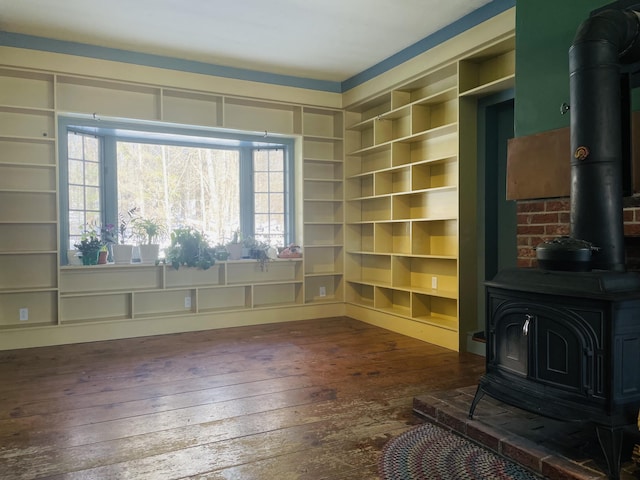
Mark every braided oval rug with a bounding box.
[379,423,541,480]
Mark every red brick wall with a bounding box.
[516,198,640,270]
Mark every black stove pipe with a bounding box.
[569,9,640,271]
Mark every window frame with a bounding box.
[58,115,295,263]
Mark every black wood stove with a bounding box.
[469,268,640,478]
[469,4,640,479]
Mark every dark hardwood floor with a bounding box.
[0,316,485,479]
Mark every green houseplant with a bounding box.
[214,242,230,261]
[133,216,166,264]
[133,217,166,245]
[165,227,216,270]
[226,229,243,260]
[111,207,138,264]
[74,229,104,266]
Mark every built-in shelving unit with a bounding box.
[0,64,345,343]
[302,107,344,305]
[343,36,515,350]
[0,14,513,350]
[59,260,303,324]
[0,68,58,330]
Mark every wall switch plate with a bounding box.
[19,308,28,321]
[319,286,327,297]
[184,296,192,309]
[431,277,438,289]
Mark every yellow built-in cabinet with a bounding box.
[343,36,515,350]
[0,10,513,350]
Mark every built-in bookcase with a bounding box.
[0,68,58,329]
[344,36,515,350]
[0,15,513,350]
[302,107,344,304]
[59,260,303,324]
[0,65,345,340]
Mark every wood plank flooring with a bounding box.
[0,316,485,479]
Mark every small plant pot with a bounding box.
[112,244,134,264]
[67,249,82,266]
[98,250,108,264]
[215,251,230,261]
[227,244,242,260]
[138,244,160,264]
[81,250,100,266]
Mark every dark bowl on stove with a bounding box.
[535,237,598,272]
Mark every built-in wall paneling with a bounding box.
[0,69,59,328]
[302,107,345,305]
[344,35,515,351]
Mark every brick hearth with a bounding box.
[413,386,640,480]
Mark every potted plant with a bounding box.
[214,242,230,261]
[226,229,243,260]
[74,228,104,266]
[133,216,166,264]
[98,244,109,264]
[111,207,137,264]
[249,238,272,271]
[165,227,216,270]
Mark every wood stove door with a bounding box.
[531,310,588,395]
[494,311,529,376]
[490,296,594,397]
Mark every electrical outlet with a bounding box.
[184,296,192,309]
[319,286,327,297]
[19,308,28,321]
[431,276,438,289]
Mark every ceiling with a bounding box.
[0,0,495,83]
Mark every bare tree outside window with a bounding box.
[117,142,240,248]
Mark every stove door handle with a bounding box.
[523,314,533,335]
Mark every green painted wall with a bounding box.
[515,0,608,137]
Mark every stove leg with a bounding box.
[595,425,623,480]
[468,386,485,419]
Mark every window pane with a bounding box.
[269,154,283,171]
[254,214,269,236]
[85,186,101,211]
[68,185,85,210]
[68,211,84,235]
[269,214,285,233]
[84,161,100,186]
[254,193,269,213]
[269,193,284,213]
[117,142,240,248]
[252,149,287,246]
[68,160,84,185]
[84,137,99,161]
[254,172,269,192]
[270,173,284,191]
[68,134,83,159]
[66,132,102,254]
[85,211,101,229]
[254,152,269,171]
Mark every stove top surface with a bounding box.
[488,267,640,296]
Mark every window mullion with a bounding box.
[240,147,254,238]
[102,135,118,232]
